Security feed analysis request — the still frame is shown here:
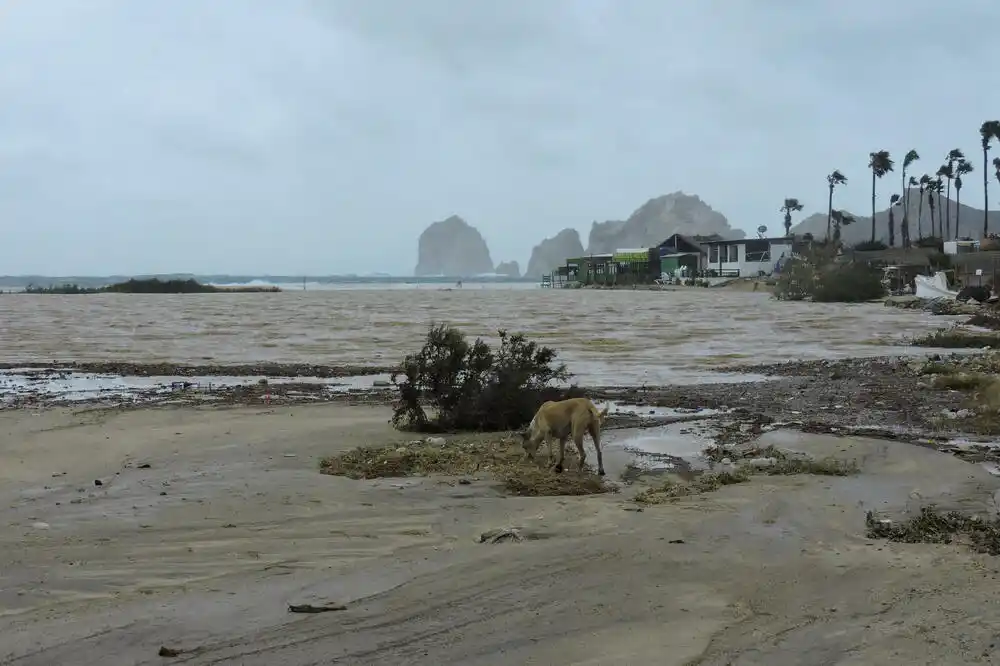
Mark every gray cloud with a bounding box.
[1,0,997,274]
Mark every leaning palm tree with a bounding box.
[995,156,1000,186]
[954,159,974,238]
[780,198,804,236]
[825,170,847,241]
[936,165,952,238]
[915,174,930,239]
[899,150,919,247]
[831,209,855,243]
[888,194,903,246]
[980,122,1000,235]
[868,150,894,243]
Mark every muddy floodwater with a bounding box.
[0,288,964,385]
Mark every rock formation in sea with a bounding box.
[524,229,585,278]
[414,215,494,276]
[585,192,744,254]
[494,261,521,278]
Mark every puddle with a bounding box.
[604,422,718,479]
[0,369,393,406]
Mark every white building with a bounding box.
[698,237,796,277]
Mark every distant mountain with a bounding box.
[585,192,744,254]
[791,191,1000,243]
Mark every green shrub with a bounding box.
[773,246,885,303]
[391,325,578,432]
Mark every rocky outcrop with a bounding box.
[414,216,494,276]
[584,192,743,254]
[495,261,521,277]
[525,229,585,278]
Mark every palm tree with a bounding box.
[869,150,894,243]
[927,179,941,239]
[916,174,930,239]
[780,198,804,236]
[888,194,902,246]
[936,165,952,238]
[831,210,854,243]
[825,170,847,241]
[995,156,1000,186]
[980,122,1000,235]
[944,149,964,235]
[954,159,974,238]
[899,150,919,247]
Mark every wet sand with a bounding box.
[0,289,966,385]
[3,404,1000,665]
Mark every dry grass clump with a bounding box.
[320,437,615,497]
[910,329,1000,349]
[866,507,1000,555]
[635,443,859,505]
[928,372,995,391]
[634,469,750,504]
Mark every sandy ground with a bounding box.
[3,404,1000,665]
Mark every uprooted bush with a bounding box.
[320,436,615,496]
[772,247,885,303]
[390,324,578,432]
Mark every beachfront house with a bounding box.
[657,234,707,276]
[697,236,795,277]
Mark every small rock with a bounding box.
[31,521,50,530]
[742,457,777,469]
[94,479,103,486]
[720,457,732,465]
[425,436,446,446]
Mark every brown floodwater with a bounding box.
[0,289,964,385]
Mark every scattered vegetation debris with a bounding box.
[288,603,347,613]
[865,507,1000,555]
[478,527,525,543]
[910,328,1000,349]
[158,646,182,658]
[320,436,616,497]
[634,469,750,504]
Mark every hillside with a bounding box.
[791,192,1000,243]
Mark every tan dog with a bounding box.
[520,397,610,476]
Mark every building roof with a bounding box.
[700,236,795,246]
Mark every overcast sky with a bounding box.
[1,0,997,275]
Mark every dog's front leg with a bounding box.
[553,436,568,473]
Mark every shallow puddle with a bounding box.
[0,369,393,406]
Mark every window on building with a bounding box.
[744,239,770,262]
[709,245,719,263]
[728,245,739,262]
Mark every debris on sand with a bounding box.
[866,507,1000,555]
[477,528,526,544]
[288,603,347,613]
[320,436,616,497]
[634,469,750,504]
[909,328,1000,349]
[158,646,182,657]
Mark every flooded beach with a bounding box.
[0,288,964,385]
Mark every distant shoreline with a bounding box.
[0,274,538,290]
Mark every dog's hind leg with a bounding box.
[588,421,606,476]
[573,431,587,471]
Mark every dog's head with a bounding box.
[520,428,540,459]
